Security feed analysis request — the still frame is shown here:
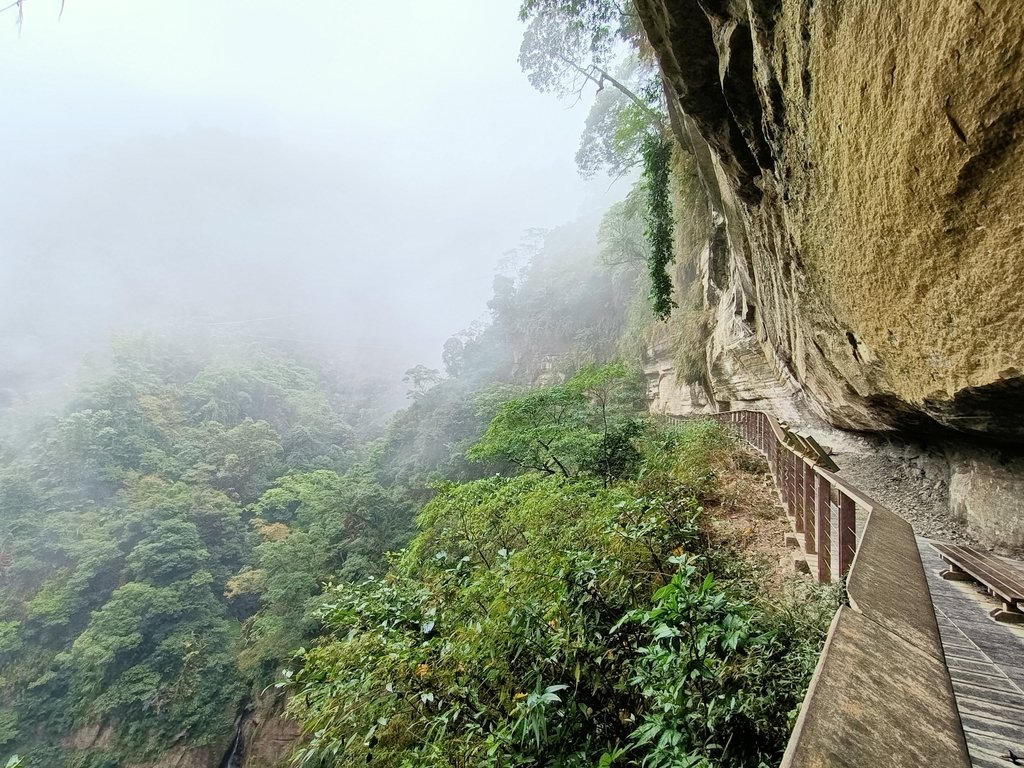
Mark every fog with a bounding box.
[0,0,620,393]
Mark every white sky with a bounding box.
[0,0,621,383]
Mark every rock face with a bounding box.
[238,707,302,768]
[59,700,301,768]
[949,450,1024,551]
[62,723,116,751]
[634,0,1024,548]
[61,723,220,768]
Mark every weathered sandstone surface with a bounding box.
[636,0,1024,549]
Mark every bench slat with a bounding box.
[932,544,1024,603]
[935,550,1024,600]
[938,546,1024,596]
[933,544,1024,589]
[939,547,1024,597]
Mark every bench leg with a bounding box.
[989,603,1024,624]
[940,566,973,582]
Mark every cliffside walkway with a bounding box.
[677,410,1023,768]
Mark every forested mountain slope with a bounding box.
[0,339,411,766]
[0,212,649,767]
[9,0,1003,762]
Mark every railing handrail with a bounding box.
[813,465,884,513]
[662,409,971,768]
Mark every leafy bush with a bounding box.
[624,560,837,767]
[468,363,645,486]
[286,405,839,767]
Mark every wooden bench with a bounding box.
[932,543,1024,623]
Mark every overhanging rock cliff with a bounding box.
[635,0,1024,547]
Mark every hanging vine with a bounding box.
[642,133,676,320]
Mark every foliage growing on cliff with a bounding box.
[518,1,680,324]
[664,150,715,385]
[575,58,667,180]
[518,0,638,97]
[373,218,640,498]
[287,404,838,767]
[643,134,676,319]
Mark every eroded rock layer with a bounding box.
[636,0,1024,548]
[637,0,1024,441]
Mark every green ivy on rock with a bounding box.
[642,134,676,320]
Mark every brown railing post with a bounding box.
[772,429,778,476]
[838,491,856,577]
[785,448,792,509]
[815,473,831,583]
[785,449,793,512]
[790,453,803,532]
[797,455,807,525]
[716,411,864,584]
[796,458,805,534]
[782,449,789,506]
[788,451,795,511]
[803,461,816,555]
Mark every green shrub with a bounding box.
[286,410,838,767]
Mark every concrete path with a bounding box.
[918,540,1024,768]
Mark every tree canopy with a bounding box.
[0,339,406,766]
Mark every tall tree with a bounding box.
[519,0,663,128]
